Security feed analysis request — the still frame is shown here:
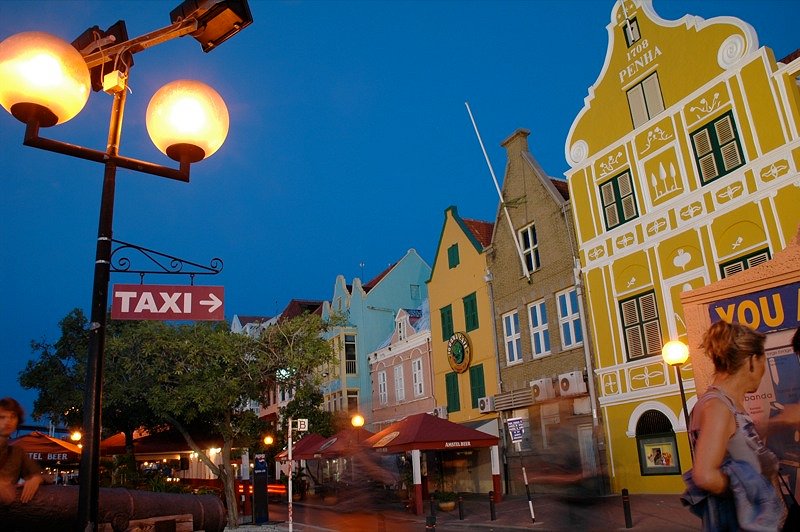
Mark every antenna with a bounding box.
[464,101,531,279]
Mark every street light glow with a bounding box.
[661,340,690,366]
[146,79,229,161]
[0,31,90,125]
[351,414,365,428]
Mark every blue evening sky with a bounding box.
[1,1,795,420]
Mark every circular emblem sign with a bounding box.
[447,332,471,373]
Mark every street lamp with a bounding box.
[662,340,693,459]
[0,4,250,530]
[350,414,365,429]
[350,414,364,481]
[256,434,274,525]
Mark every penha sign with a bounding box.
[111,284,224,321]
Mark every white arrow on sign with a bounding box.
[199,293,222,313]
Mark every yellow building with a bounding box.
[427,205,500,494]
[564,0,800,493]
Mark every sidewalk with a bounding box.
[228,491,698,531]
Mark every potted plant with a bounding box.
[433,490,457,511]
[321,483,338,506]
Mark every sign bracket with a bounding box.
[110,239,223,285]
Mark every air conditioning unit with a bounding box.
[558,371,587,397]
[478,396,495,413]
[431,406,448,419]
[530,378,555,401]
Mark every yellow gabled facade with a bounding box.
[564,0,800,493]
[428,206,498,426]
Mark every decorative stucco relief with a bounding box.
[759,160,789,183]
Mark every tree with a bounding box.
[118,313,338,527]
[19,309,88,428]
[20,310,161,453]
[21,309,338,528]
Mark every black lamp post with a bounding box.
[0,3,251,530]
[662,340,693,460]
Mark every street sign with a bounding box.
[111,284,224,321]
[507,417,525,444]
[296,419,309,432]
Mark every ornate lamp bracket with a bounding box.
[110,239,223,285]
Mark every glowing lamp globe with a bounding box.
[662,340,689,366]
[263,435,274,446]
[351,414,365,428]
[0,31,90,126]
[146,79,229,163]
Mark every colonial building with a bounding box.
[564,0,800,492]
[368,300,435,432]
[428,206,501,494]
[320,249,431,424]
[486,129,603,494]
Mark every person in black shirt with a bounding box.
[0,397,42,504]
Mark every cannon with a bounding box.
[0,485,226,531]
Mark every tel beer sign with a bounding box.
[111,284,224,321]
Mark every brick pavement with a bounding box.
[229,491,699,531]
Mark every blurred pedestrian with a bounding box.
[0,397,42,504]
[682,321,786,530]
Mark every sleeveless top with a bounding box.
[689,385,780,483]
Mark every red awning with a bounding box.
[364,413,498,453]
[100,429,222,455]
[10,431,81,463]
[276,433,326,461]
[308,427,373,459]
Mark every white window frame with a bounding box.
[394,365,405,402]
[527,300,551,358]
[502,310,523,364]
[518,223,540,273]
[378,370,388,405]
[397,319,407,341]
[557,288,583,349]
[412,358,424,397]
[627,72,664,128]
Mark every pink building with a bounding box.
[368,301,436,432]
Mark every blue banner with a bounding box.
[708,281,800,333]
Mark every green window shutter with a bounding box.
[691,110,745,185]
[463,292,479,331]
[720,248,771,278]
[446,372,460,413]
[447,244,460,268]
[440,305,453,341]
[600,171,638,230]
[620,290,663,361]
[469,364,485,408]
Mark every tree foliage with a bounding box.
[21,309,339,528]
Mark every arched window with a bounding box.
[635,409,681,476]
[636,410,672,436]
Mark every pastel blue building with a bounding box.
[320,249,431,423]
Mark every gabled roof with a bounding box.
[550,178,570,200]
[462,218,494,248]
[237,315,272,326]
[280,299,324,320]
[363,262,397,292]
[778,48,800,64]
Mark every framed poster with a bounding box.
[638,433,681,476]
